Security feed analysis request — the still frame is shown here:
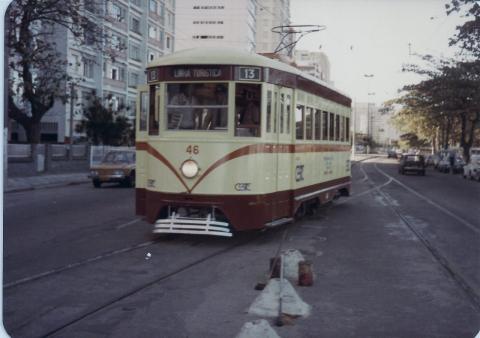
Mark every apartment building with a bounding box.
[10,0,175,143]
[175,0,256,52]
[293,50,331,84]
[255,0,293,56]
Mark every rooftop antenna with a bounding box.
[272,24,326,56]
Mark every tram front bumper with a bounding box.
[153,212,232,237]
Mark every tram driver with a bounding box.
[170,84,198,129]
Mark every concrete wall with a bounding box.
[8,144,90,177]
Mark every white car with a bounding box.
[463,154,480,181]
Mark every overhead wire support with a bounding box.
[272,24,326,56]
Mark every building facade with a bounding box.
[353,102,400,146]
[293,50,331,84]
[10,0,176,143]
[174,0,256,52]
[255,0,292,56]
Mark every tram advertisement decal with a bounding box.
[323,156,333,175]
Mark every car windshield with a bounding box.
[406,155,422,162]
[103,151,135,164]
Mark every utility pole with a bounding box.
[364,74,374,152]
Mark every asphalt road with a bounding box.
[3,157,480,338]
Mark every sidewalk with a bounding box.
[4,172,90,193]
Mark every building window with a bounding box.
[131,17,141,34]
[110,65,125,81]
[131,0,142,7]
[192,35,224,39]
[83,58,95,79]
[129,72,139,88]
[166,36,170,49]
[129,43,142,61]
[148,25,157,39]
[149,0,158,13]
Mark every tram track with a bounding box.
[359,160,480,312]
[10,230,269,338]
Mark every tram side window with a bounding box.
[314,109,321,140]
[296,105,305,140]
[166,83,228,131]
[286,95,291,134]
[235,83,261,137]
[273,92,278,133]
[322,111,328,140]
[149,85,159,135]
[266,91,272,133]
[139,92,148,131]
[346,117,350,142]
[335,115,340,141]
[280,94,285,133]
[329,112,334,140]
[341,116,346,142]
[305,107,313,140]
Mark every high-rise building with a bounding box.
[255,0,293,56]
[293,50,331,84]
[174,0,256,52]
[9,0,176,143]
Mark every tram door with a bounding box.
[277,87,293,218]
[270,85,293,221]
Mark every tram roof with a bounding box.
[147,47,351,100]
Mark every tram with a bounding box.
[135,48,352,237]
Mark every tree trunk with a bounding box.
[23,120,42,144]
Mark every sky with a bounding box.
[290,0,468,105]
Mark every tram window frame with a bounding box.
[322,111,328,141]
[314,109,321,140]
[286,94,291,134]
[329,112,334,140]
[273,92,278,133]
[235,83,261,137]
[341,116,346,142]
[280,93,285,134]
[305,107,313,140]
[335,114,340,141]
[346,117,350,142]
[148,85,159,135]
[139,91,148,132]
[295,105,305,140]
[266,90,272,133]
[165,82,229,131]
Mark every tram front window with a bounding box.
[166,83,228,130]
[235,83,261,137]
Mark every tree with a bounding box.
[6,0,104,143]
[76,92,134,146]
[395,57,480,161]
[446,0,480,58]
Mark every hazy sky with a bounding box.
[290,0,468,105]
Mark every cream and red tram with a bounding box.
[135,48,352,237]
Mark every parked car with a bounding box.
[89,150,136,188]
[425,155,435,167]
[398,154,426,175]
[452,156,466,174]
[463,154,480,181]
[437,156,451,173]
[387,149,398,159]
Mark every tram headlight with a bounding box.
[181,159,199,178]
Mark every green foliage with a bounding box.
[76,92,134,146]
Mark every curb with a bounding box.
[5,179,90,194]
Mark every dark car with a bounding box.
[398,154,426,175]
